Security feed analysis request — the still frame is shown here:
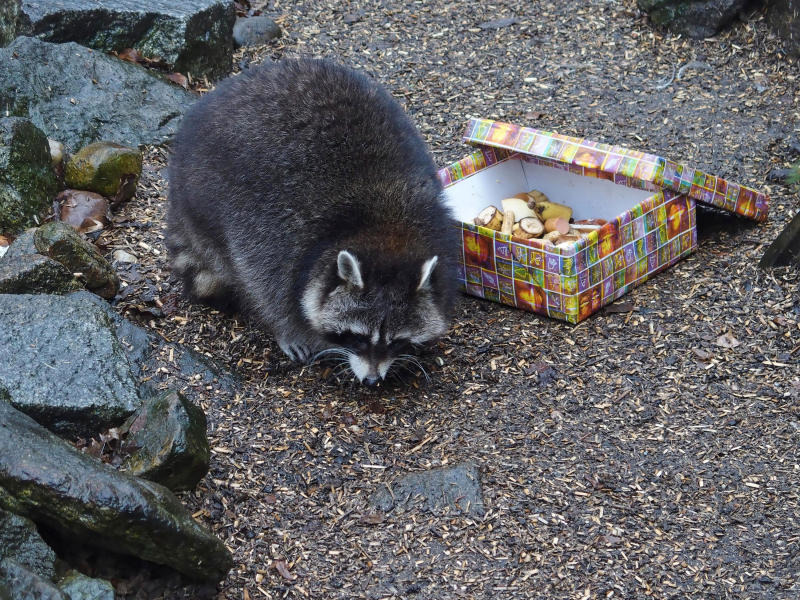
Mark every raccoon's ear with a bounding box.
[337,250,364,288]
[417,256,439,291]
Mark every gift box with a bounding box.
[438,118,769,323]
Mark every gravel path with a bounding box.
[103,1,799,598]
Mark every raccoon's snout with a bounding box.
[348,353,393,384]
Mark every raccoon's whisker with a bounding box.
[331,361,354,380]
[311,347,352,363]
[397,354,431,383]
[393,356,421,376]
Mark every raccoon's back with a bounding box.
[168,59,457,310]
[171,60,442,227]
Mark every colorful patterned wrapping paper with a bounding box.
[436,117,768,322]
[459,118,769,222]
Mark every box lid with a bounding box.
[461,117,769,222]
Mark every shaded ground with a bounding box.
[98,1,799,598]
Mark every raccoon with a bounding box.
[166,58,458,384]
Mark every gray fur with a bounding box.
[167,58,458,382]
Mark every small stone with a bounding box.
[56,190,110,235]
[57,571,115,600]
[767,167,792,183]
[65,142,142,203]
[123,390,210,492]
[48,139,65,169]
[0,509,57,580]
[34,222,119,299]
[112,249,138,263]
[0,254,81,295]
[233,16,282,47]
[370,462,485,516]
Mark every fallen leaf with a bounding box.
[691,348,713,361]
[715,333,740,349]
[604,301,637,314]
[272,559,297,581]
[167,72,189,89]
[57,190,110,234]
[118,48,143,64]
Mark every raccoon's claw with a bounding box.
[277,339,313,363]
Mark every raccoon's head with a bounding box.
[302,249,450,384]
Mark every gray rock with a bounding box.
[0,0,26,47]
[34,222,119,299]
[57,572,114,600]
[0,560,67,600]
[0,37,198,152]
[123,390,210,492]
[637,0,748,38]
[370,462,485,516]
[760,210,800,268]
[0,292,143,437]
[0,253,81,294]
[768,0,800,56]
[0,400,233,581]
[0,510,56,580]
[64,142,141,203]
[233,16,281,47]
[1,227,37,259]
[0,117,59,234]
[20,0,234,81]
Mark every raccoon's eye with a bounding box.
[388,338,411,353]
[327,331,370,352]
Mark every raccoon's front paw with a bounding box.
[277,338,314,363]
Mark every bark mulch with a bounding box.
[95,1,799,598]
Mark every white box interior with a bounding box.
[442,157,654,222]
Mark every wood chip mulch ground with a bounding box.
[94,1,799,598]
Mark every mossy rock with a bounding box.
[123,390,210,492]
[65,142,142,202]
[34,222,119,299]
[0,117,59,234]
[0,254,82,295]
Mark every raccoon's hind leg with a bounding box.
[167,224,240,313]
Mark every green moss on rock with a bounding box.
[123,390,210,492]
[34,222,119,298]
[64,142,142,202]
[0,254,82,295]
[0,118,59,234]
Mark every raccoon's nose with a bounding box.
[363,376,381,386]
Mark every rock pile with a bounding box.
[0,3,248,590]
